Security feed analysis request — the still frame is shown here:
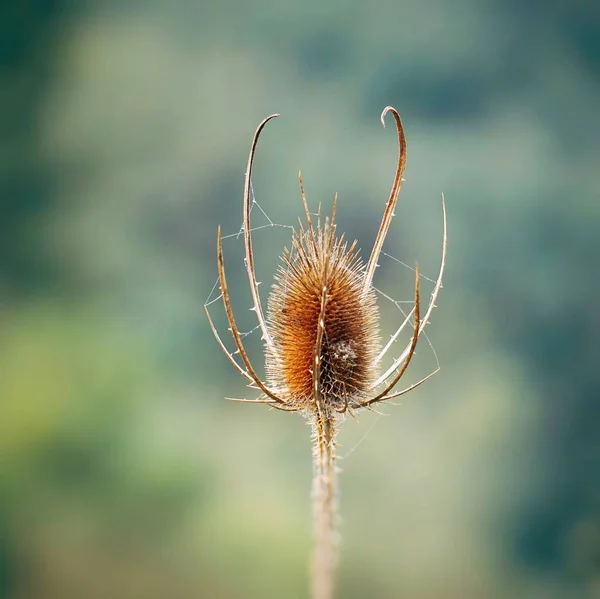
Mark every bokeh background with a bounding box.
[1,1,599,598]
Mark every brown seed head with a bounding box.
[266,201,380,413]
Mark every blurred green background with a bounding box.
[1,1,599,598]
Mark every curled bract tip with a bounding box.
[380,106,398,127]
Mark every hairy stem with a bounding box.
[311,411,339,599]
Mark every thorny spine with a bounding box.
[311,410,338,599]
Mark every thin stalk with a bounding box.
[311,411,339,599]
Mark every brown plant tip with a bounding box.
[265,209,381,412]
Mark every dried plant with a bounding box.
[205,107,447,599]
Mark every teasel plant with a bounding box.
[205,107,447,599]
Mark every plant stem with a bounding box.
[311,410,338,599]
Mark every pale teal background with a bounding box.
[1,1,599,598]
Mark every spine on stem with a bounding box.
[311,411,339,599]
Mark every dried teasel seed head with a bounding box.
[265,199,380,413]
[204,107,446,599]
[206,106,445,416]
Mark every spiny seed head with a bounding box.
[266,210,380,413]
[205,107,446,417]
